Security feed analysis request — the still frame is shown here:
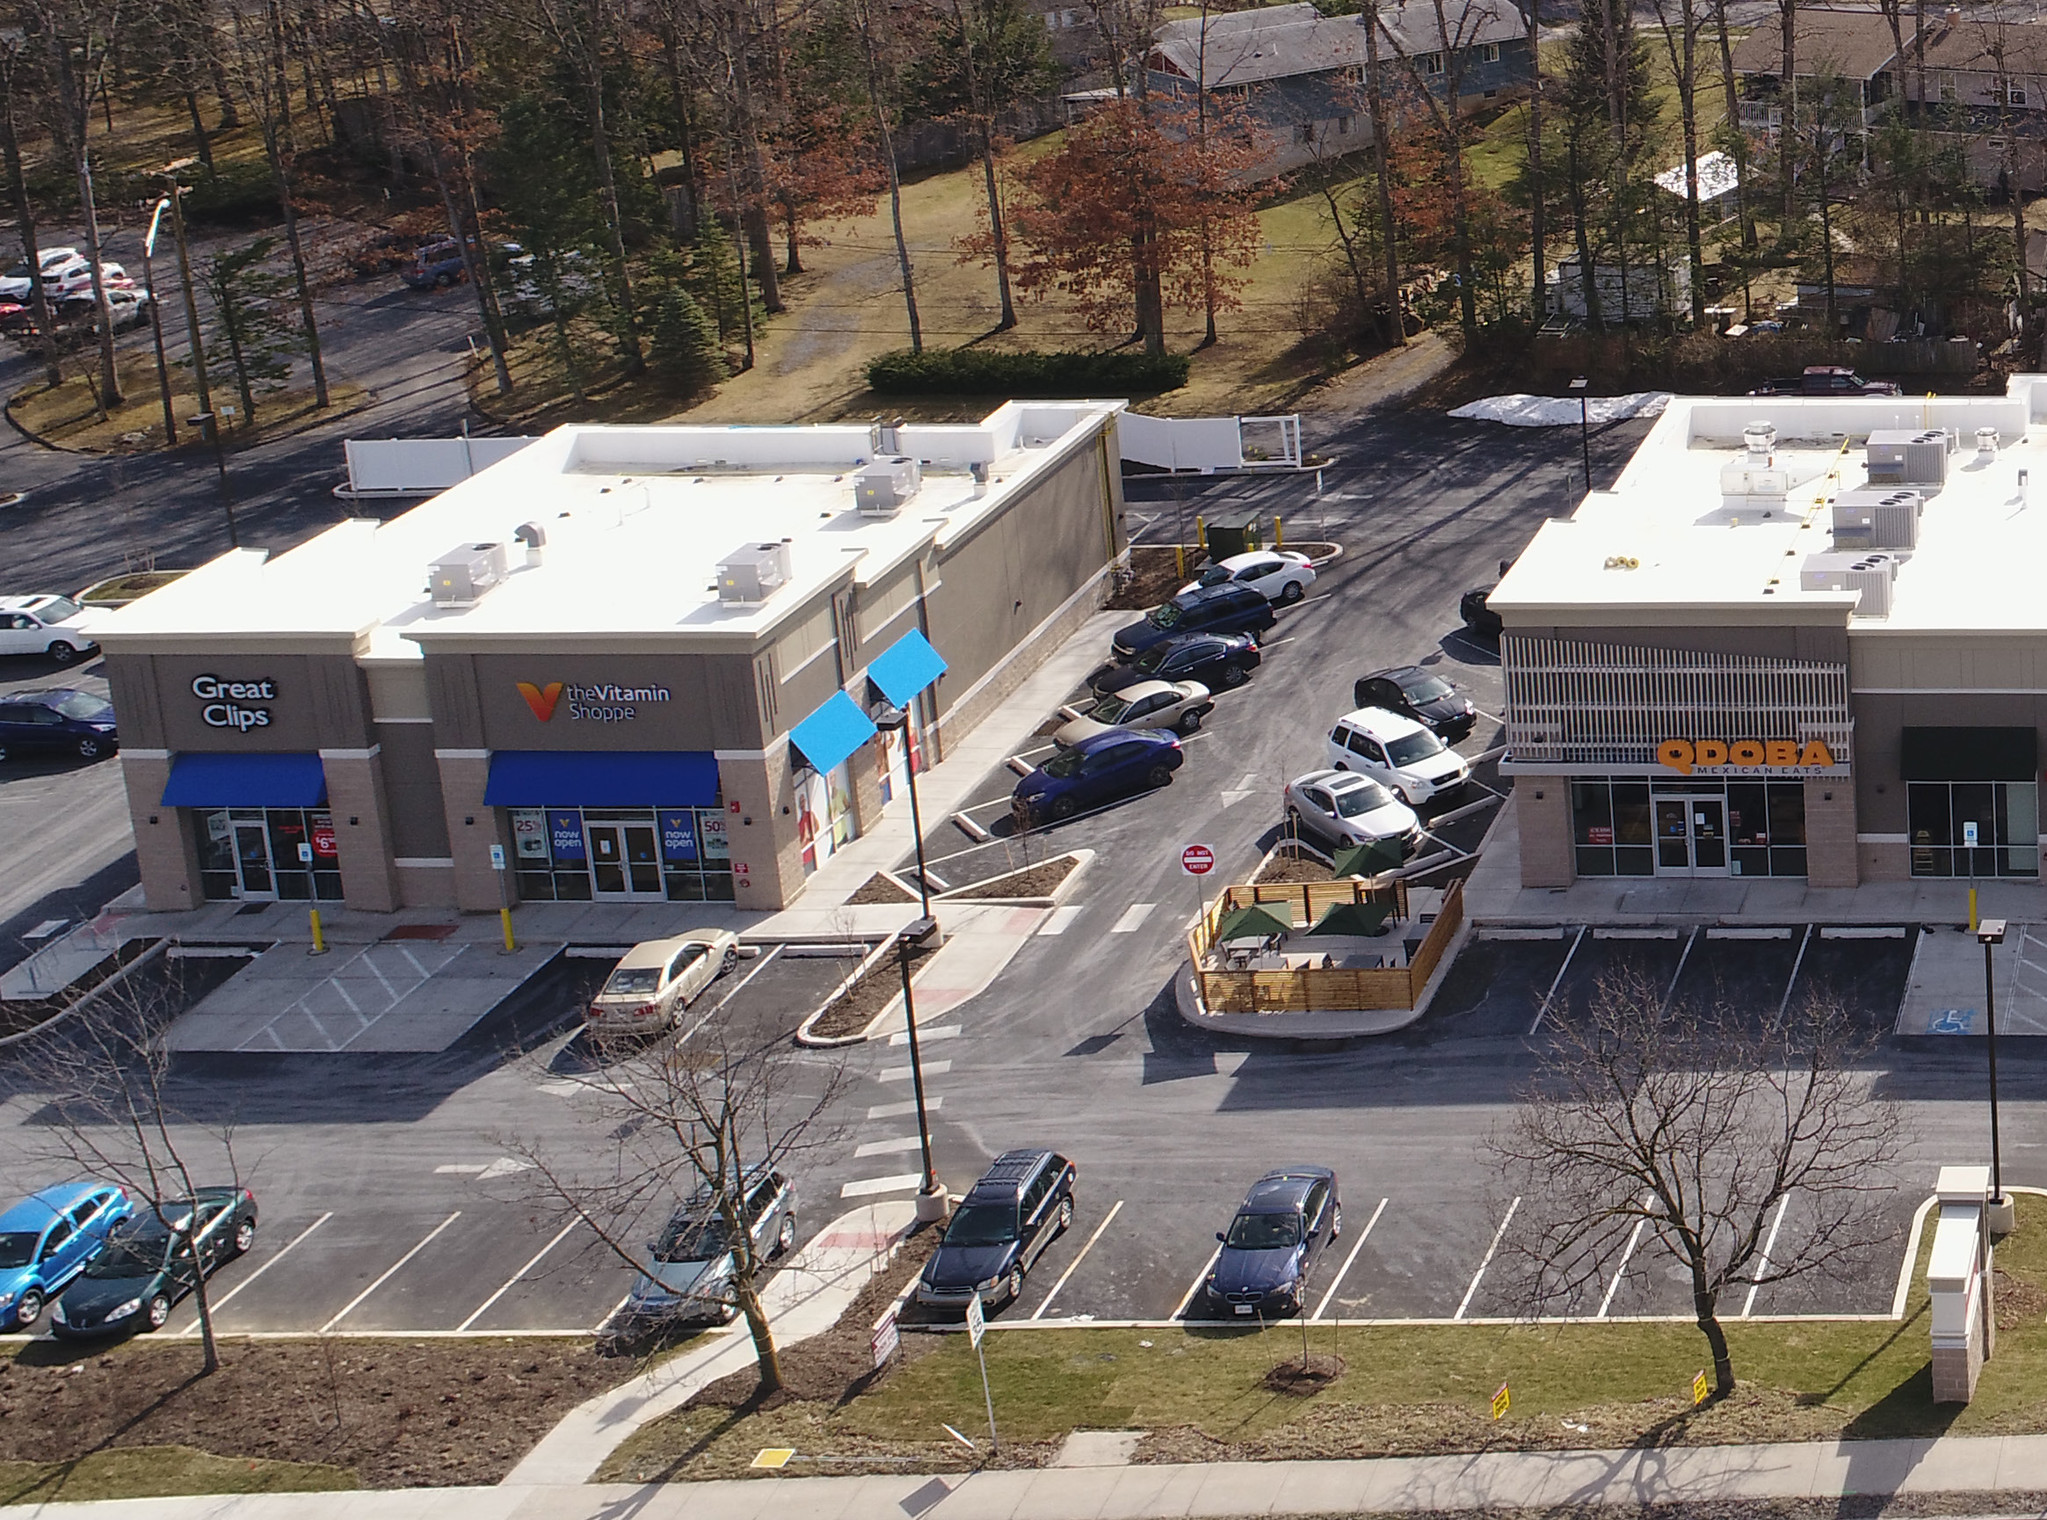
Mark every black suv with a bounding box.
[1112,583,1276,662]
[1090,631,1262,697]
[1353,666,1478,741]
[916,1148,1076,1312]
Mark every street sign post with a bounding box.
[1691,1369,1709,1405]
[1490,1382,1510,1420]
[871,1309,900,1371]
[967,1292,998,1453]
[1180,844,1215,876]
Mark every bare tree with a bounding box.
[0,32,61,386]
[1492,971,1905,1399]
[508,1021,848,1394]
[19,959,249,1376]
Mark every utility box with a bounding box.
[1866,429,1951,487]
[429,542,508,607]
[1929,1164,1994,1404]
[1832,488,1922,550]
[856,457,922,516]
[1800,550,1899,618]
[716,541,793,604]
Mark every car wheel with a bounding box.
[1056,1195,1074,1235]
[722,945,738,974]
[75,735,103,760]
[1049,795,1078,821]
[1006,1265,1025,1303]
[776,1213,796,1257]
[1280,581,1305,604]
[233,1219,255,1256]
[1219,664,1248,688]
[1146,763,1174,788]
[1176,709,1203,735]
[1331,1205,1342,1241]
[145,1293,171,1331]
[12,1287,42,1328]
[46,641,77,664]
[435,271,453,288]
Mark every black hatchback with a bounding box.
[1200,1166,1340,1320]
[916,1148,1075,1312]
[1353,666,1478,742]
[1112,583,1275,662]
[1091,631,1262,697]
[0,687,118,762]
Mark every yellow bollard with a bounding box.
[1969,886,1979,935]
[1175,542,1185,578]
[1274,516,1284,550]
[308,907,327,955]
[1195,514,1206,549]
[501,907,517,953]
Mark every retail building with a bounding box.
[1496,379,2047,889]
[91,403,1126,913]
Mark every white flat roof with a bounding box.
[1490,382,2047,635]
[88,401,1123,658]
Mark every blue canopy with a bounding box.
[867,629,948,708]
[161,752,328,808]
[483,751,720,807]
[789,691,878,776]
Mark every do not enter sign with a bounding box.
[1181,844,1215,876]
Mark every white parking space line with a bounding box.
[1776,926,1815,1024]
[1039,906,1084,937]
[868,1098,940,1120]
[319,1212,462,1333]
[595,1290,633,1335]
[1596,1204,1652,1319]
[1454,1197,1520,1320]
[1743,1195,1792,1318]
[457,1219,579,1332]
[889,1025,960,1046]
[842,1174,923,1198]
[1313,1197,1388,1320]
[1110,903,1156,934]
[1033,1199,1124,1320]
[182,1212,333,1333]
[1529,927,1586,1036]
[1661,927,1700,1011]
[881,1060,949,1081]
[678,944,783,1043]
[855,1136,925,1157]
[1172,1245,1223,1320]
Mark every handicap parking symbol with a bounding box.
[1930,1009,1976,1034]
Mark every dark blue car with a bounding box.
[1110,583,1276,663]
[1200,1167,1340,1320]
[1012,728,1182,825]
[0,687,118,762]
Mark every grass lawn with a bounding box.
[602,1195,2047,1483]
[0,1447,356,1506]
[7,355,367,453]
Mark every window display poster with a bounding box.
[661,810,698,862]
[548,810,587,862]
[701,814,729,860]
[828,761,855,848]
[797,770,832,874]
[511,809,550,861]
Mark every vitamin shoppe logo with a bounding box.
[516,682,564,722]
[516,681,670,723]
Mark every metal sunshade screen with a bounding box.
[866,629,948,708]
[160,752,329,808]
[482,751,720,807]
[788,691,879,776]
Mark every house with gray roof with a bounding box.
[1145,0,1533,176]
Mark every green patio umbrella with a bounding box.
[1332,839,1404,879]
[1213,903,1294,943]
[1307,900,1391,937]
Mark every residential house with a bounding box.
[1727,6,1917,142]
[1904,11,2047,191]
[1145,0,1533,177]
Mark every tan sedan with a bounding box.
[585,931,741,1035]
[1053,679,1213,748]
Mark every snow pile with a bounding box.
[1449,392,1673,427]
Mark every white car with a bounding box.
[1179,550,1317,605]
[584,930,741,1036]
[1324,706,1470,806]
[1284,769,1419,852]
[1053,678,1213,747]
[51,260,132,297]
[0,247,78,301]
[0,594,98,664]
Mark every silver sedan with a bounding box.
[1054,679,1213,747]
[1284,769,1420,852]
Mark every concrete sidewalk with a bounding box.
[32,1431,2047,1519]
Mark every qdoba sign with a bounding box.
[1658,737,1837,775]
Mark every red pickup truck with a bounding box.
[1748,366,1901,397]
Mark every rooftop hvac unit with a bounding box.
[856,456,922,516]
[1866,428,1950,487]
[429,541,508,607]
[1831,488,1922,550]
[1800,549,1899,618]
[716,541,793,604]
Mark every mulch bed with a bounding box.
[0,940,155,1040]
[1265,1352,1346,1395]
[946,855,1078,900]
[0,1336,631,1489]
[1252,850,1335,885]
[1105,545,1205,610]
[847,873,916,905]
[806,948,912,1041]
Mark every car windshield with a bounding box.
[1386,730,1446,766]
[33,596,81,623]
[45,691,109,720]
[0,1231,37,1269]
[1399,674,1455,703]
[1,261,25,279]
[87,1229,172,1278]
[1085,694,1134,723]
[1146,603,1184,630]
[1225,1212,1301,1250]
[604,967,661,995]
[1197,567,1232,586]
[1132,645,1171,673]
[944,1202,1019,1247]
[653,1213,733,1263]
[1039,750,1083,779]
[1331,780,1396,817]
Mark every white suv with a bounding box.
[1324,706,1469,806]
[0,247,78,301]
[0,594,98,664]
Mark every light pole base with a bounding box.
[915,1186,950,1223]
[1989,1193,2017,1234]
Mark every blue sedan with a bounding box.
[1012,728,1183,826]
[0,1182,131,1330]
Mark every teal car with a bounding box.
[0,1182,131,1330]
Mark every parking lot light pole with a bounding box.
[1980,919,2015,1233]
[896,914,949,1223]
[140,197,177,446]
[1570,377,1591,492]
[873,703,932,917]
[189,410,237,548]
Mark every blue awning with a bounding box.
[161,752,328,808]
[867,629,948,708]
[788,691,878,776]
[483,751,720,807]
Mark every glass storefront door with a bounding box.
[1655,797,1726,875]
[512,805,733,902]
[586,820,664,899]
[232,820,275,900]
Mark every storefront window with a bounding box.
[513,804,734,901]
[194,807,341,901]
[1571,779,1653,877]
[797,761,859,876]
[1727,783,1808,878]
[1909,781,2039,877]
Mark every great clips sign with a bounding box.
[191,674,279,733]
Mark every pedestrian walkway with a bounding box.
[32,1430,2047,1520]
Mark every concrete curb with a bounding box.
[793,935,903,1048]
[934,848,1093,908]
[1171,917,1470,1041]
[0,937,167,1050]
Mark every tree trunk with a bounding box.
[1133,224,1166,355]
[1818,146,1838,336]
[1693,1285,1735,1397]
[424,139,512,396]
[1779,0,1797,229]
[0,85,61,388]
[858,0,921,351]
[75,154,122,410]
[726,36,784,315]
[1569,127,1603,326]
[979,126,1016,329]
[579,0,644,374]
[260,17,331,417]
[1525,0,1545,322]
[1363,0,1404,346]
[731,1270,784,1394]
